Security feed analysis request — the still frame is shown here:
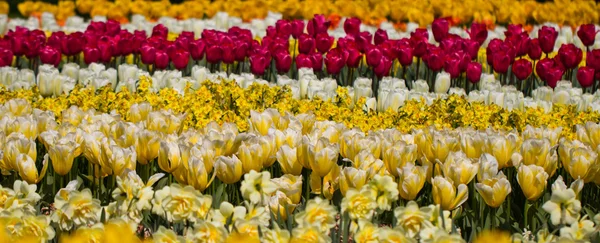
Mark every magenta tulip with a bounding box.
[577,24,597,47]
[0,48,12,67]
[587,50,600,70]
[528,38,542,60]
[558,44,583,69]
[466,62,482,83]
[316,33,334,53]
[344,17,361,36]
[538,26,558,54]
[432,18,449,42]
[374,29,388,45]
[366,47,382,67]
[291,20,305,39]
[577,66,595,88]
[469,23,488,45]
[274,50,292,73]
[154,50,169,70]
[512,59,533,80]
[298,34,316,54]
[250,54,270,75]
[83,46,100,64]
[296,54,312,69]
[172,50,190,70]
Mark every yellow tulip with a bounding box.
[484,132,521,169]
[271,174,303,205]
[296,113,316,135]
[134,129,161,165]
[17,154,48,184]
[127,102,153,124]
[110,121,137,148]
[459,130,485,159]
[5,98,32,117]
[274,128,301,149]
[476,173,512,208]
[82,131,105,166]
[5,116,38,140]
[415,128,459,174]
[522,125,562,146]
[173,156,214,192]
[477,153,499,182]
[565,146,599,182]
[215,155,243,184]
[106,145,137,177]
[48,140,81,176]
[190,145,216,174]
[516,138,558,177]
[308,138,338,178]
[310,164,340,200]
[339,167,368,196]
[268,191,296,221]
[146,110,186,135]
[2,134,37,172]
[258,135,277,167]
[158,141,187,173]
[237,139,264,174]
[382,141,418,177]
[431,176,468,211]
[249,110,273,136]
[440,151,479,186]
[516,164,549,201]
[575,121,600,148]
[397,163,427,200]
[296,136,313,169]
[558,139,587,171]
[276,145,303,175]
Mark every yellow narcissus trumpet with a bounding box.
[48,140,81,176]
[476,173,512,208]
[17,154,48,184]
[515,138,558,177]
[382,141,418,177]
[459,129,485,159]
[439,151,479,186]
[308,137,339,178]
[397,163,427,200]
[517,164,549,201]
[249,110,273,136]
[484,131,521,169]
[276,145,303,176]
[431,176,468,211]
[215,155,243,184]
[271,174,303,205]
[339,167,368,196]
[134,129,161,165]
[158,140,187,173]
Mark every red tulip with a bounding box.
[140,45,156,65]
[9,34,25,56]
[577,66,595,88]
[190,39,206,60]
[577,24,597,47]
[291,20,305,39]
[172,50,190,70]
[316,33,334,54]
[486,39,503,66]
[444,55,461,78]
[432,18,449,42]
[86,21,106,35]
[152,24,169,39]
[344,17,361,36]
[307,14,330,37]
[131,30,147,54]
[97,37,114,63]
[206,45,223,63]
[105,20,121,36]
[296,54,312,69]
[234,41,249,62]
[298,34,316,54]
[0,48,12,67]
[274,50,292,73]
[65,32,85,56]
[83,46,99,64]
[250,54,270,75]
[39,46,61,67]
[395,42,413,66]
[424,46,444,71]
[558,44,583,69]
[410,35,428,58]
[463,39,480,60]
[46,31,66,51]
[545,68,563,88]
[266,26,277,38]
[587,50,600,70]
[492,50,511,74]
[374,29,388,46]
[374,56,393,78]
[366,47,382,67]
[310,52,323,72]
[515,33,531,57]
[466,62,482,83]
[538,26,558,54]
[345,47,362,68]
[116,32,134,56]
[24,35,43,59]
[528,38,542,60]
[154,50,169,70]
[222,44,235,64]
[505,24,523,37]
[276,20,292,39]
[512,59,533,80]
[535,58,555,81]
[325,48,346,75]
[469,23,488,45]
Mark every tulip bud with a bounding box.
[577,24,597,47]
[432,18,450,42]
[577,66,595,88]
[434,71,451,94]
[39,46,61,67]
[466,62,482,83]
[432,176,468,210]
[538,26,558,54]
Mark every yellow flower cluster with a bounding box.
[14,0,600,26]
[0,76,598,139]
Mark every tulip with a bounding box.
[344,17,361,36]
[339,167,368,196]
[517,164,549,201]
[345,48,362,68]
[382,142,418,177]
[577,66,595,88]
[134,129,161,165]
[172,50,190,70]
[397,163,427,200]
[469,22,488,45]
[152,24,168,39]
[237,139,265,174]
[97,39,114,63]
[106,145,137,177]
[492,50,511,74]
[484,133,521,169]
[206,45,223,64]
[249,110,273,136]
[309,138,339,178]
[508,59,532,82]
[577,24,597,47]
[424,46,444,71]
[2,134,37,171]
[374,29,388,46]
[442,151,479,186]
[276,20,292,39]
[47,31,65,51]
[564,146,598,183]
[395,43,413,67]
[464,39,480,60]
[83,47,100,66]
[587,50,600,70]
[538,26,558,54]
[250,54,270,76]
[432,18,450,42]
[234,41,249,62]
[18,153,48,184]
[366,47,382,68]
[158,141,187,173]
[215,155,243,184]
[316,33,334,54]
[545,68,564,88]
[48,140,81,176]
[410,36,428,58]
[140,45,156,65]
[434,71,451,94]
[431,176,468,210]
[37,68,76,98]
[178,156,212,192]
[296,54,312,69]
[466,62,482,83]
[307,14,329,37]
[39,46,61,67]
[527,38,542,60]
[444,56,461,79]
[516,138,558,176]
[154,50,169,70]
[298,34,316,55]
[189,39,206,61]
[374,56,393,78]
[310,52,323,72]
[558,44,583,69]
[476,173,512,208]
[291,20,305,39]
[276,145,303,176]
[0,48,12,67]
[274,50,292,73]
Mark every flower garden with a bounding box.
[2,0,600,242]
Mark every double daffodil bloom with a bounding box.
[431,176,468,211]
[517,164,549,201]
[542,180,582,226]
[476,173,512,208]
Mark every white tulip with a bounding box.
[353,77,373,102]
[298,68,314,80]
[468,90,487,103]
[88,63,106,74]
[449,87,466,97]
[0,15,7,35]
[0,67,17,87]
[532,86,554,101]
[299,73,318,99]
[61,63,80,81]
[412,79,429,93]
[18,69,35,85]
[37,69,76,97]
[90,77,111,90]
[307,79,325,100]
[434,71,451,94]
[118,64,140,84]
[276,75,296,87]
[385,90,408,112]
[99,68,118,90]
[363,97,377,113]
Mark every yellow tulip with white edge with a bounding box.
[134,129,161,165]
[158,141,187,173]
[339,167,368,196]
[2,133,37,172]
[48,140,81,176]
[575,122,600,149]
[276,145,303,176]
[431,176,468,211]
[309,138,338,178]
[397,163,427,201]
[237,139,264,174]
[440,151,479,186]
[516,138,558,177]
[477,153,499,182]
[382,141,418,177]
[17,154,48,184]
[214,155,243,184]
[249,110,273,136]
[271,174,303,205]
[517,164,549,201]
[310,164,340,200]
[476,173,512,208]
[566,146,599,183]
[459,129,485,159]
